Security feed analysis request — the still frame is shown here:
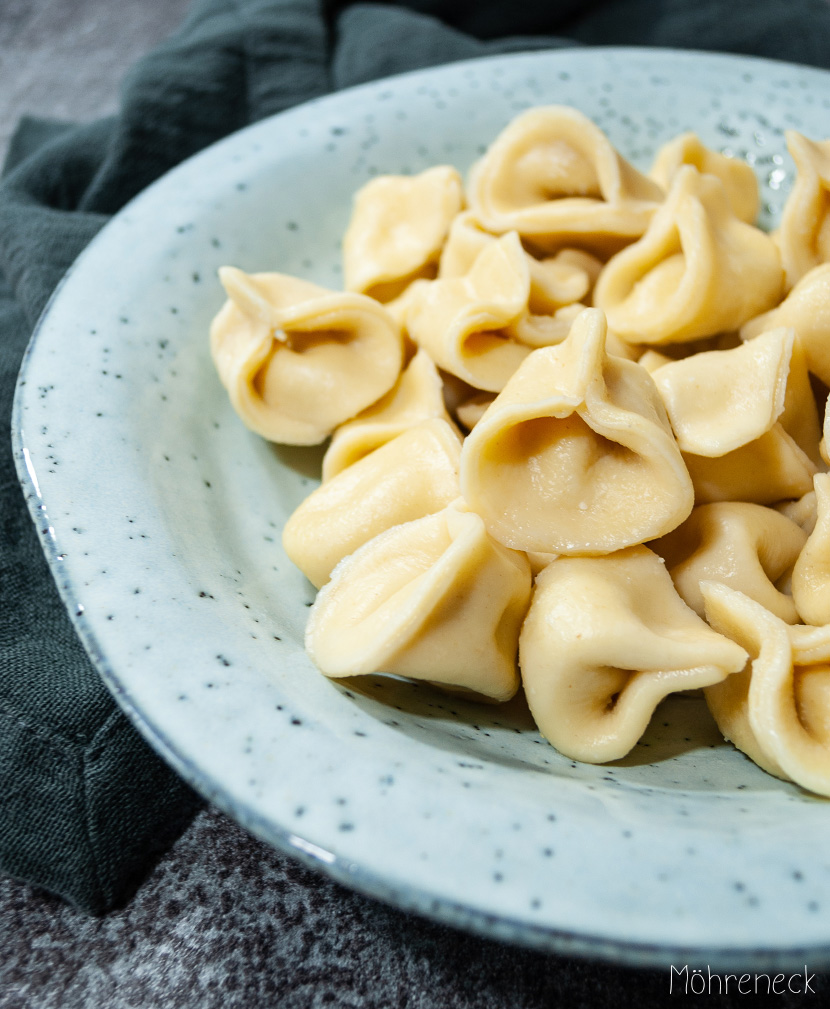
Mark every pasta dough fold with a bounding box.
[321,349,453,481]
[282,418,461,589]
[703,583,830,796]
[305,499,532,701]
[649,327,821,503]
[649,132,759,223]
[741,264,830,388]
[778,131,830,290]
[653,502,807,624]
[439,211,603,312]
[792,473,830,626]
[467,105,663,254]
[404,232,533,392]
[593,166,782,345]
[342,166,463,302]
[211,268,403,444]
[460,308,693,554]
[682,425,818,506]
[519,547,748,763]
[651,327,822,464]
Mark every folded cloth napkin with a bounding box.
[2,0,830,916]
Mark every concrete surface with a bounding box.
[0,0,192,167]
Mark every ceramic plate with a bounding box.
[13,47,830,969]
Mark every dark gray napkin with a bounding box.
[2,0,830,916]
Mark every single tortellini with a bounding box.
[460,308,694,555]
[305,498,532,702]
[593,166,782,345]
[649,132,759,223]
[792,473,830,626]
[778,131,830,290]
[282,418,461,588]
[210,267,403,444]
[321,349,453,481]
[741,264,830,388]
[403,232,533,392]
[439,211,603,312]
[466,105,664,254]
[703,582,830,797]
[650,327,822,464]
[652,502,807,624]
[342,166,464,302]
[649,327,821,504]
[519,547,748,763]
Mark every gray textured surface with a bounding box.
[0,806,662,1009]
[0,0,192,165]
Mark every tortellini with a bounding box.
[777,489,818,535]
[519,548,748,763]
[792,473,830,626]
[650,329,793,457]
[467,105,664,254]
[741,264,830,388]
[703,583,830,797]
[649,132,759,224]
[282,418,461,588]
[403,231,534,392]
[210,103,830,796]
[647,327,822,504]
[593,166,782,345]
[653,502,807,624]
[305,499,532,702]
[321,349,453,481]
[460,308,693,554]
[210,267,403,444]
[342,165,464,302]
[778,131,830,290]
[438,210,603,312]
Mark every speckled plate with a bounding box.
[13,47,830,970]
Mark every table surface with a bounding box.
[1,3,827,1006]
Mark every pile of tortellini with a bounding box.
[210,105,830,797]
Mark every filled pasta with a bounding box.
[741,264,830,388]
[305,498,532,701]
[342,165,464,302]
[519,547,748,763]
[282,418,461,588]
[321,349,453,481]
[211,267,403,444]
[460,307,693,554]
[703,582,830,797]
[404,231,534,392]
[650,327,822,464]
[438,210,603,312]
[593,166,782,345]
[777,131,830,290]
[792,473,830,626]
[652,501,807,624]
[649,131,759,224]
[467,105,663,254]
[682,425,817,505]
[211,101,830,794]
